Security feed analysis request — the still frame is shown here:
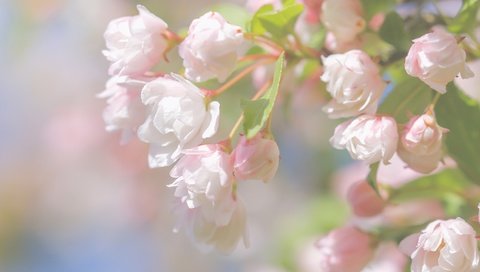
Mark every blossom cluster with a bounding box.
[327,27,472,174]
[100,5,280,252]
[98,0,480,271]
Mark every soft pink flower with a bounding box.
[347,180,386,217]
[397,112,447,173]
[321,50,386,118]
[170,144,248,253]
[169,145,233,214]
[405,28,474,93]
[330,115,398,164]
[137,74,220,168]
[321,0,365,44]
[179,12,244,82]
[98,75,154,142]
[103,5,168,76]
[233,134,280,182]
[314,226,375,272]
[400,218,479,272]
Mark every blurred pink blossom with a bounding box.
[405,27,473,93]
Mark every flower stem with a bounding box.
[292,33,319,59]
[243,32,284,52]
[228,115,244,140]
[431,92,442,107]
[238,53,278,62]
[208,60,274,97]
[227,79,272,139]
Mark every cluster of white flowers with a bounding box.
[320,16,476,272]
[327,28,471,174]
[100,5,280,253]
[98,2,480,271]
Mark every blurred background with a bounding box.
[0,0,349,271]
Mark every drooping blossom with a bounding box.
[397,112,447,173]
[347,180,386,217]
[405,28,474,93]
[98,75,154,142]
[103,5,168,76]
[137,74,220,168]
[179,12,244,82]
[321,50,386,118]
[170,144,248,253]
[233,134,280,182]
[400,218,479,272]
[321,0,365,47]
[330,115,398,164]
[313,226,375,272]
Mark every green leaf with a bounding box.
[361,0,397,21]
[247,4,275,35]
[379,11,410,51]
[211,3,250,29]
[436,84,480,183]
[274,195,348,271]
[248,2,304,40]
[367,162,381,195]
[389,169,471,203]
[448,0,480,34]
[379,64,433,123]
[362,32,394,59]
[241,52,285,139]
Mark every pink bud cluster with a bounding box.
[100,5,281,252]
[319,25,476,272]
[328,28,472,174]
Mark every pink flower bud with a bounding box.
[321,0,365,44]
[330,115,399,164]
[400,218,480,272]
[179,12,244,82]
[314,226,375,272]
[233,134,280,182]
[397,112,446,173]
[321,50,386,118]
[103,5,168,76]
[405,28,474,93]
[347,180,386,217]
